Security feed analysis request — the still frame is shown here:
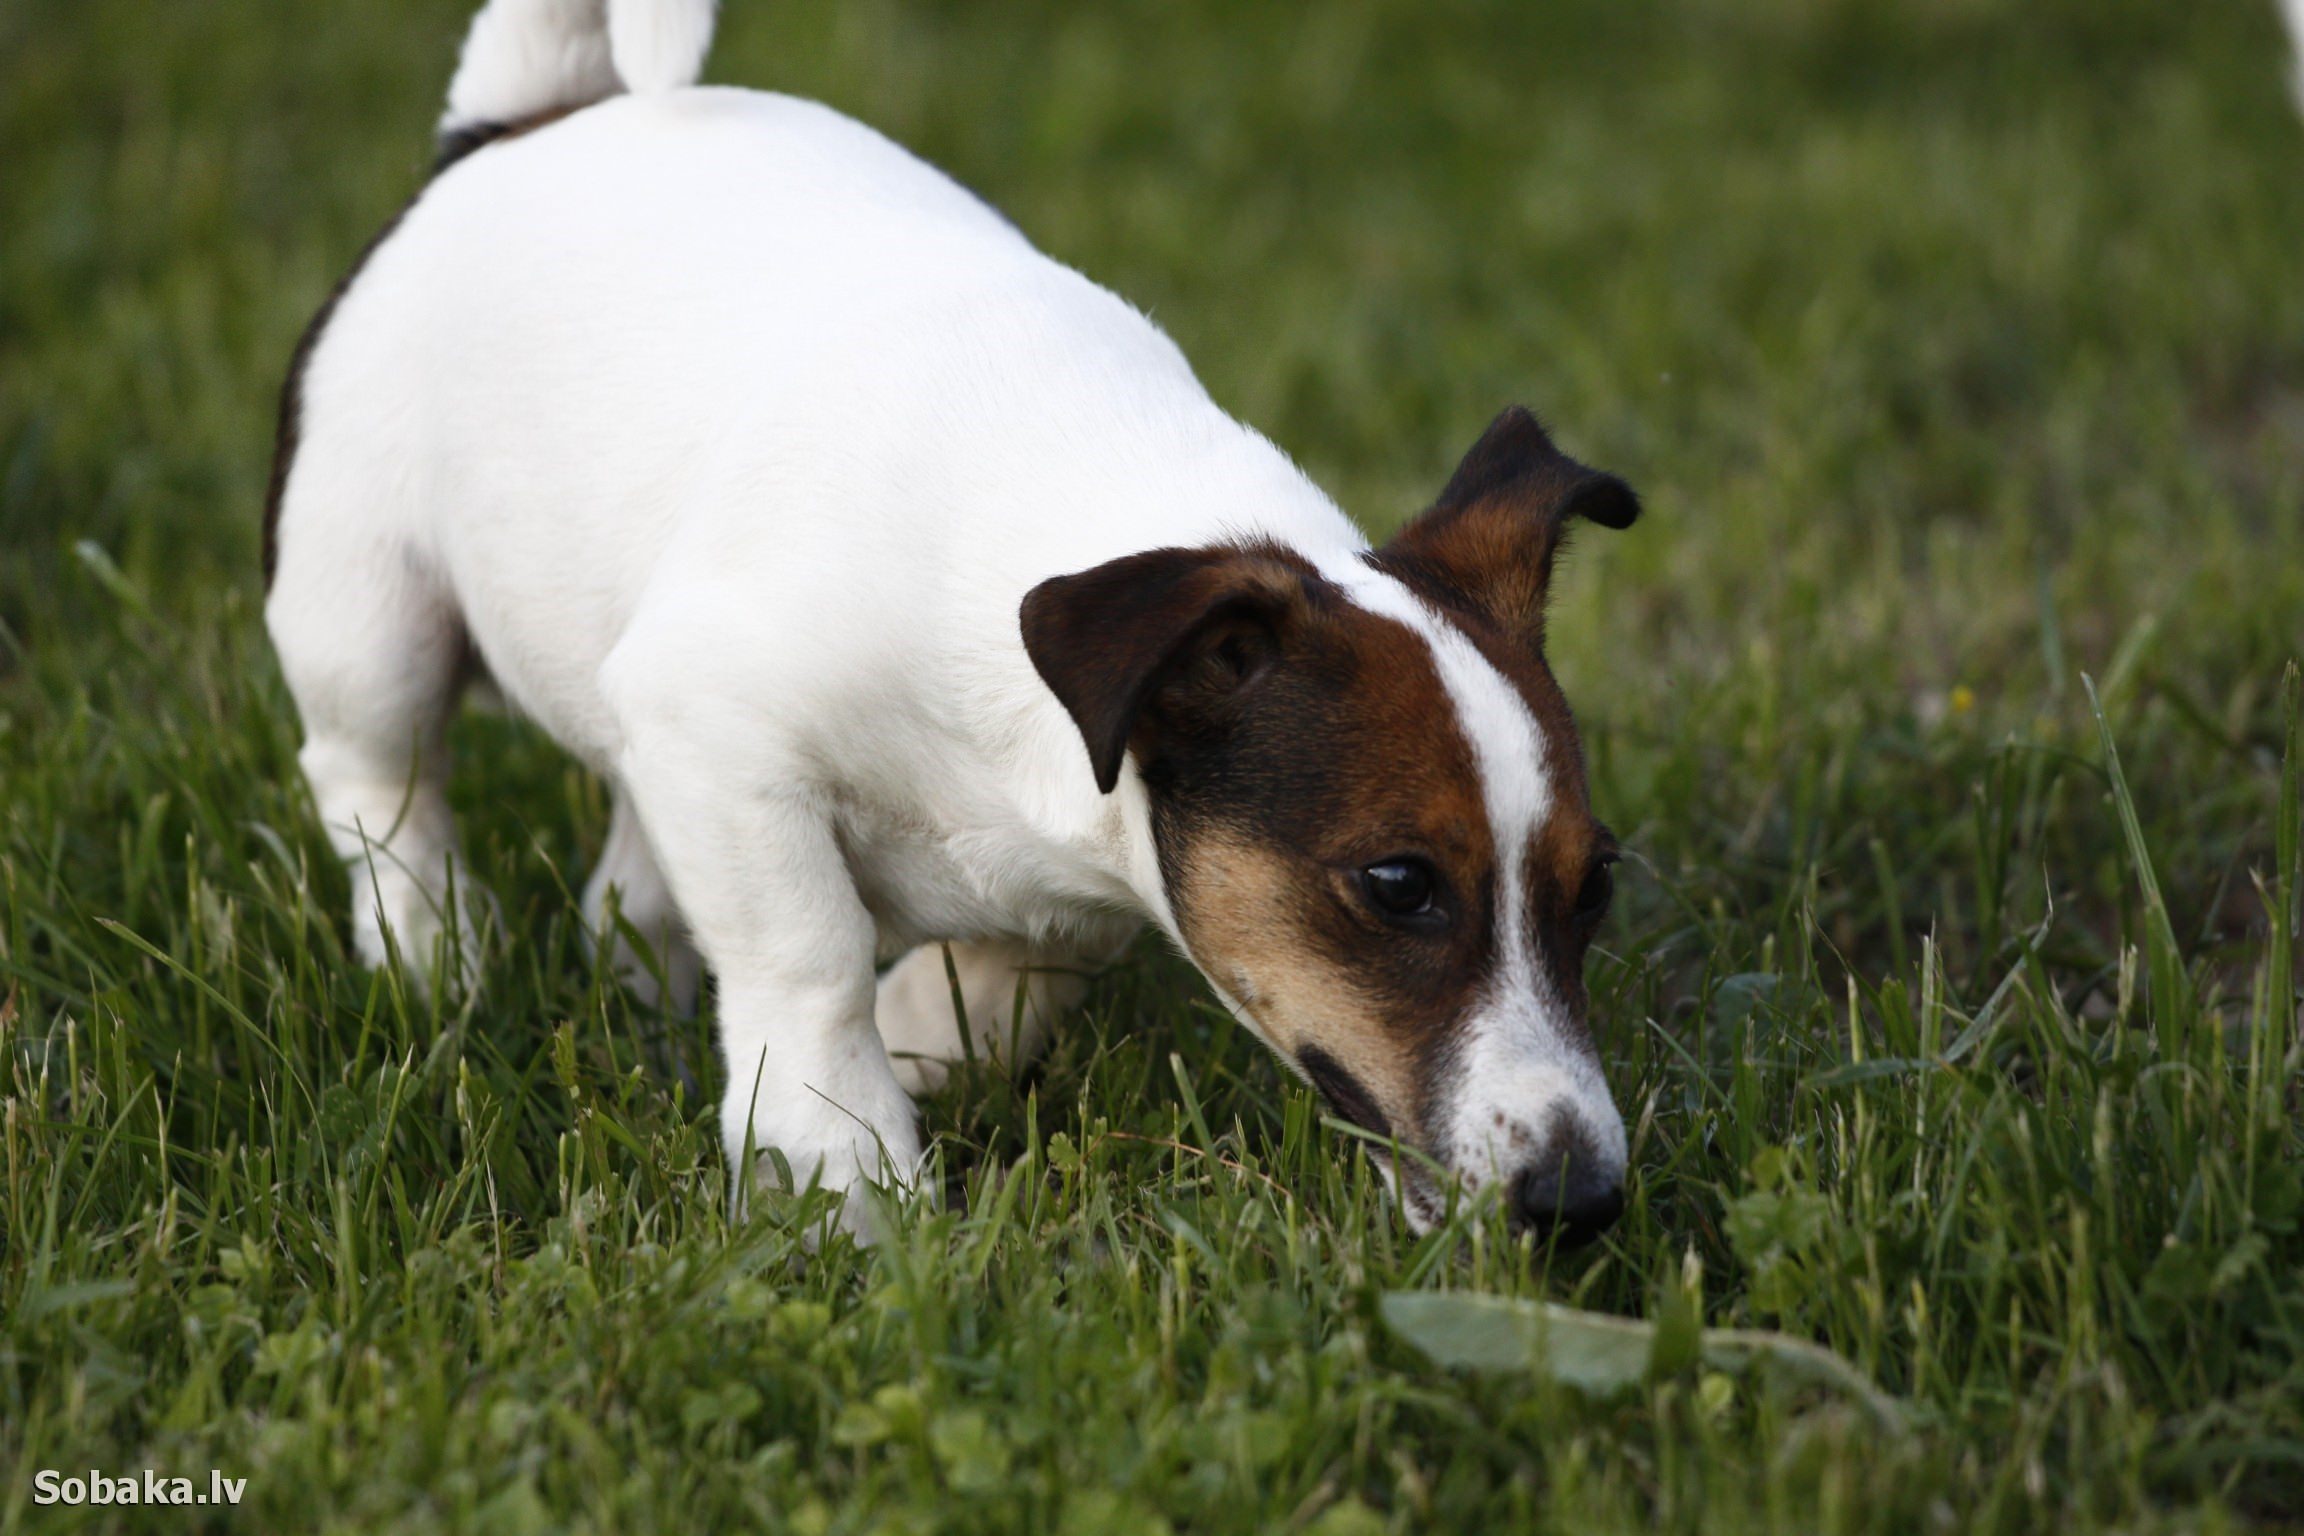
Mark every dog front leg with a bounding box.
[610,706,920,1236]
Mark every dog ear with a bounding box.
[1020,544,1312,794]
[1374,406,1638,645]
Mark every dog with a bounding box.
[263,0,1639,1244]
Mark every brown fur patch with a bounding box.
[1021,542,1325,794]
[1122,556,1504,1153]
[1370,405,1638,651]
[1026,516,1627,1180]
[1169,826,1426,1130]
[1368,405,1639,1038]
[1413,585,1615,1038]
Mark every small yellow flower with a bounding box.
[1949,684,1975,716]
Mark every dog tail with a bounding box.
[437,0,718,168]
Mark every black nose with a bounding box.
[1509,1158,1624,1248]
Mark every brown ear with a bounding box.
[1020,544,1311,794]
[1375,406,1638,643]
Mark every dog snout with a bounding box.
[1509,1158,1623,1247]
[1503,1111,1625,1247]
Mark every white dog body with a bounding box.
[312,87,1318,929]
[268,0,1636,1239]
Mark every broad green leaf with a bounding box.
[1378,1293,1656,1393]
[1380,1292,1904,1433]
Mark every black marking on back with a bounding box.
[433,103,582,175]
[433,120,513,173]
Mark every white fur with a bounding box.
[1321,562,1629,1223]
[271,31,1622,1230]
[608,0,717,95]
[875,939,1105,1095]
[582,790,702,1012]
[441,0,715,139]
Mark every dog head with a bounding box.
[1021,406,1636,1243]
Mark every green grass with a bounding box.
[5,0,2303,1529]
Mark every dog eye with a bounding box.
[1574,858,1616,925]
[1360,858,1440,924]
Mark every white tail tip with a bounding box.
[610,0,718,95]
[441,0,717,141]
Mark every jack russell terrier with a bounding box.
[264,0,1639,1244]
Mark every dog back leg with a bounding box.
[875,940,1105,1095]
[583,789,702,1014]
[267,519,492,994]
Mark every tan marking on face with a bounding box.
[1529,800,1602,917]
[1146,593,1512,1164]
[1168,827,1423,1134]
[1033,526,1624,1228]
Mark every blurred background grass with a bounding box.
[3,1,2302,1531]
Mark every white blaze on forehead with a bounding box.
[1323,558,1552,852]
[1321,554,1627,1194]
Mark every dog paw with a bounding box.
[722,1085,923,1243]
[353,868,499,1000]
